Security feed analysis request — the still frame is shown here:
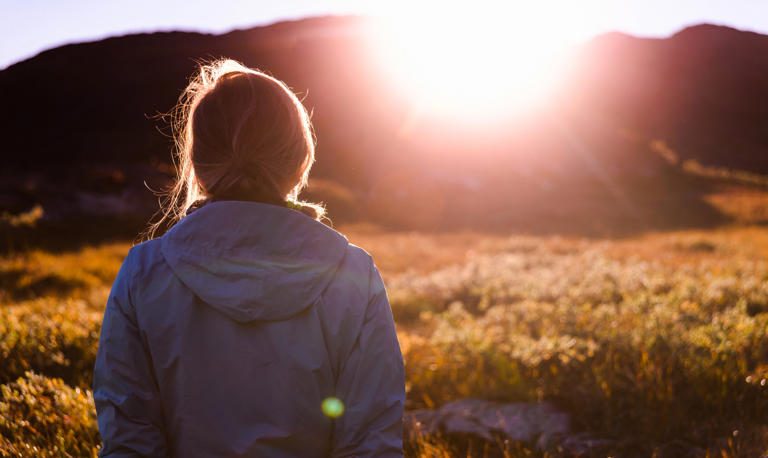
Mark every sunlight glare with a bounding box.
[368,1,598,121]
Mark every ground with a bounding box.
[1,211,768,456]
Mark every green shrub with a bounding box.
[0,229,766,456]
[404,431,539,458]
[404,299,768,454]
[0,299,101,388]
[394,240,768,454]
[0,243,127,302]
[0,372,99,458]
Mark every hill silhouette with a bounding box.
[567,24,768,174]
[0,16,764,234]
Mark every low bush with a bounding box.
[0,299,101,388]
[404,300,768,454]
[392,235,768,454]
[0,243,127,301]
[0,228,767,456]
[0,371,99,458]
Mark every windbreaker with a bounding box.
[93,200,405,457]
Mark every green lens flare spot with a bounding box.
[321,397,345,418]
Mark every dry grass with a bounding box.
[704,185,768,225]
[0,244,128,304]
[2,199,768,455]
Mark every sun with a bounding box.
[366,1,597,122]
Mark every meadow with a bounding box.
[3,8,768,456]
[1,219,768,456]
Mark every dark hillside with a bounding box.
[0,17,764,233]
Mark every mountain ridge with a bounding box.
[0,16,765,232]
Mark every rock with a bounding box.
[746,301,768,317]
[405,399,614,455]
[405,399,570,443]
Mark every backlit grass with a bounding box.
[1,226,767,456]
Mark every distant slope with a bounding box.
[0,16,763,232]
[566,24,768,173]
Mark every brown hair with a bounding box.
[143,58,324,239]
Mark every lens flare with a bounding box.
[321,397,345,418]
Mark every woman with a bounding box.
[93,59,405,457]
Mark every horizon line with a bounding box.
[2,13,765,72]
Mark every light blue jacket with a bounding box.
[93,200,405,457]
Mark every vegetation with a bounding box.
[1,225,768,456]
[0,244,126,302]
[0,299,101,388]
[0,372,98,458]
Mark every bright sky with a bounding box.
[1,0,767,70]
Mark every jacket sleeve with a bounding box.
[331,261,406,457]
[93,249,168,457]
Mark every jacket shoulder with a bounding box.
[344,242,375,268]
[126,238,164,269]
[116,238,170,292]
[325,242,382,303]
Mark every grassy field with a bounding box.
[1,221,768,456]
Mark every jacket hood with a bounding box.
[159,200,349,323]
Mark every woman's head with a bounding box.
[145,59,323,239]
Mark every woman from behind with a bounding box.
[93,59,405,457]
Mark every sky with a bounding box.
[2,0,768,70]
